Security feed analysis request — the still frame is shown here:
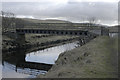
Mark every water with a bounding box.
[2,62,47,78]
[2,41,79,78]
[109,33,118,37]
[2,62,30,78]
[0,64,2,79]
[26,41,79,64]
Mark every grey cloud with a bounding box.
[2,2,118,25]
[54,2,117,20]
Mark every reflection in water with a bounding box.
[2,62,30,78]
[0,64,2,79]
[26,41,79,64]
[2,49,50,78]
[2,62,46,78]
[109,33,118,37]
[2,41,79,78]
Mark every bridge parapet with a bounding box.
[15,28,101,46]
[16,29,89,36]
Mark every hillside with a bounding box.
[21,18,72,23]
[37,36,118,78]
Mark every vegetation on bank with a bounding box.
[2,33,79,51]
[37,36,118,78]
[25,34,78,45]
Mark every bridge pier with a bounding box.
[101,27,109,36]
[16,33,26,47]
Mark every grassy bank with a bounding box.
[2,33,79,51]
[24,34,79,53]
[25,34,78,45]
[37,36,118,78]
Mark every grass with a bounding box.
[25,34,78,45]
[37,36,118,78]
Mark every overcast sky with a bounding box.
[2,0,119,26]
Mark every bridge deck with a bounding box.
[16,28,89,36]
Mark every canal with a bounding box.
[1,41,79,78]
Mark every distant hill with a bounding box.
[21,18,72,23]
[111,25,119,27]
[2,16,107,29]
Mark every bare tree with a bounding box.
[88,17,96,24]
[1,11,16,32]
[87,17,97,28]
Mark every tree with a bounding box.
[88,17,96,24]
[1,11,16,32]
[87,17,97,27]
